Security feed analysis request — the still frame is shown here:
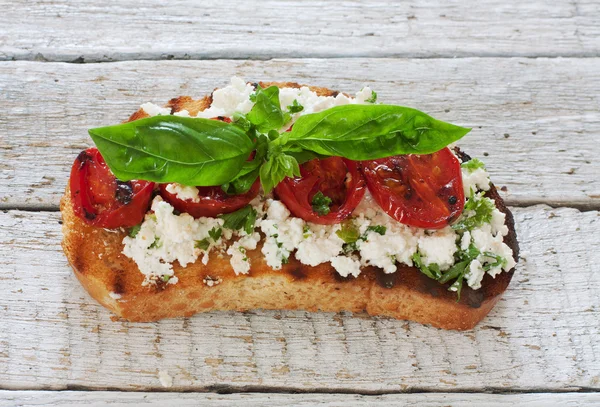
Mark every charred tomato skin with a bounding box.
[274,157,366,225]
[69,147,155,229]
[360,147,465,229]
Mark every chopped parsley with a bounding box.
[287,99,304,114]
[208,227,222,242]
[162,275,171,283]
[412,252,442,280]
[365,89,378,103]
[128,224,141,238]
[336,221,387,253]
[148,237,161,249]
[194,239,210,251]
[413,243,483,300]
[220,205,257,235]
[452,190,495,232]
[366,225,386,235]
[461,158,486,172]
[311,191,332,216]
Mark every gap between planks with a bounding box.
[9,52,600,63]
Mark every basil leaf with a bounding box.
[246,86,291,133]
[259,152,300,194]
[311,191,332,215]
[287,104,470,160]
[89,116,254,186]
[221,134,268,195]
[287,99,304,114]
[220,205,257,235]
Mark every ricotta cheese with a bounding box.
[165,183,200,203]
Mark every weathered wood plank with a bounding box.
[0,206,598,392]
[1,391,600,406]
[1,0,599,61]
[0,58,599,209]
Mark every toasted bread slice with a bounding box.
[60,82,518,330]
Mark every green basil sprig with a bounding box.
[88,86,470,193]
[89,116,253,186]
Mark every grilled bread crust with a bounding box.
[60,82,519,330]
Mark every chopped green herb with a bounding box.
[162,275,171,283]
[482,252,507,271]
[366,225,386,235]
[452,190,495,232]
[311,191,332,215]
[149,237,160,249]
[461,158,486,172]
[287,99,304,114]
[365,90,378,103]
[336,220,361,243]
[208,227,222,242]
[303,224,311,239]
[220,205,257,235]
[128,224,141,238]
[195,239,210,251]
[412,252,442,280]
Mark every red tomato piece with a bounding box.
[274,157,366,225]
[159,180,260,218]
[360,147,465,229]
[69,147,155,229]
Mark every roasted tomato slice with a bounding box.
[159,180,260,218]
[274,157,366,225]
[361,147,464,229]
[69,147,155,229]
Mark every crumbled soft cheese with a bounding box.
[227,232,261,275]
[165,183,200,203]
[462,167,491,196]
[140,102,171,117]
[417,227,458,271]
[296,224,344,266]
[355,86,375,104]
[259,200,305,269]
[122,196,228,285]
[331,255,362,278]
[195,76,255,119]
[352,191,420,274]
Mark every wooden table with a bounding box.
[1,1,599,405]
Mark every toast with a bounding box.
[61,82,519,330]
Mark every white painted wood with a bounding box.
[1,58,599,209]
[0,206,598,392]
[1,0,599,61]
[1,391,600,406]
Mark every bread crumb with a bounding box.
[158,370,173,388]
[203,276,223,287]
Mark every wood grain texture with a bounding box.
[1,0,599,61]
[1,58,599,209]
[0,206,598,392]
[1,391,600,407]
